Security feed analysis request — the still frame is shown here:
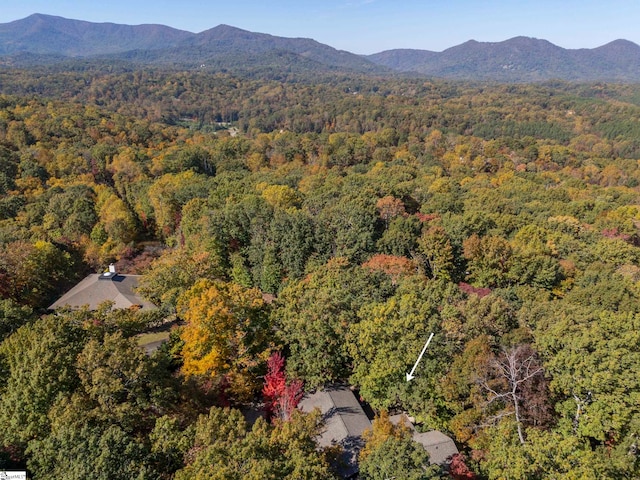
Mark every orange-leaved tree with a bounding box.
[177,279,272,401]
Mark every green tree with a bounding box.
[20,321,178,479]
[479,420,636,480]
[259,245,282,294]
[463,234,513,288]
[0,315,87,450]
[359,436,441,480]
[229,252,253,288]
[275,258,392,388]
[535,306,640,444]
[347,277,459,426]
[0,146,18,195]
[418,225,455,281]
[508,225,561,289]
[137,247,224,311]
[0,240,78,307]
[269,208,314,280]
[359,413,441,480]
[148,415,194,477]
[27,423,153,480]
[455,294,518,344]
[41,185,98,242]
[72,332,174,432]
[376,215,422,258]
[423,177,463,215]
[0,298,34,342]
[147,171,210,238]
[175,408,335,480]
[315,194,379,263]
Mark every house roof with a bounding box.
[48,273,156,311]
[390,413,459,466]
[299,390,459,476]
[413,430,459,466]
[299,385,372,478]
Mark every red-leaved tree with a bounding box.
[263,351,304,422]
[449,453,477,479]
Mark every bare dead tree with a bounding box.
[479,344,546,445]
[570,390,592,434]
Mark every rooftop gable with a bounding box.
[48,273,156,311]
[299,385,371,478]
[389,413,459,465]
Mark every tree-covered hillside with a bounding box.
[1,70,640,478]
[3,15,640,81]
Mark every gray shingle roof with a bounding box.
[48,274,156,311]
[390,413,459,465]
[299,385,371,478]
[412,430,459,465]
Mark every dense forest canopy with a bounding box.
[1,65,640,478]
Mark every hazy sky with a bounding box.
[1,0,638,54]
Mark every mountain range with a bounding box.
[368,37,640,82]
[2,13,640,82]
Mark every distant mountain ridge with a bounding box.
[367,37,640,82]
[0,14,384,74]
[1,14,640,81]
[0,13,193,56]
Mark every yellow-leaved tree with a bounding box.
[177,279,272,401]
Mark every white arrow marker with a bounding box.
[406,332,435,382]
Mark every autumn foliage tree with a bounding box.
[177,279,272,402]
[262,351,304,422]
[359,411,412,460]
[376,195,406,224]
[0,240,78,307]
[361,254,418,285]
[4,66,640,479]
[449,453,477,480]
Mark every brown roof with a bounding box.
[48,273,156,311]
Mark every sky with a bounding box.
[0,0,639,55]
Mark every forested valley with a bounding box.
[1,66,640,479]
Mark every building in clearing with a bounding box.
[48,264,156,311]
